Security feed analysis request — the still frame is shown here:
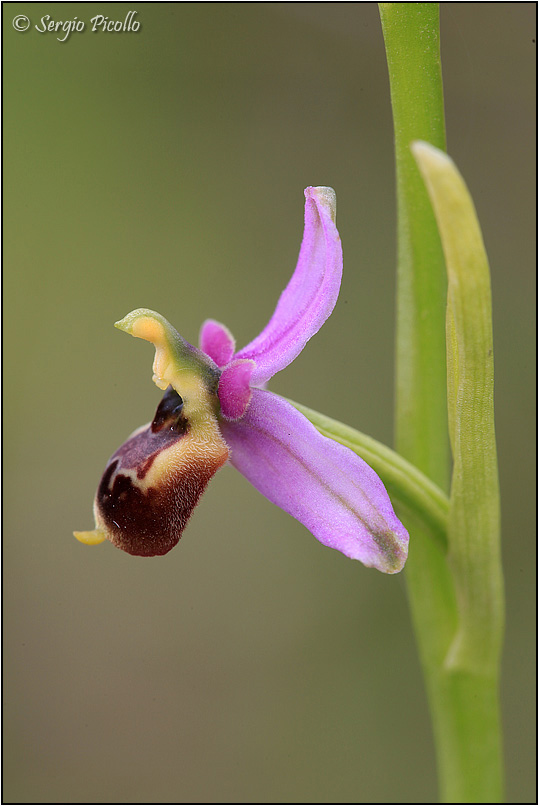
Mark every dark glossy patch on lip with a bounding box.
[110,387,188,481]
[151,386,187,434]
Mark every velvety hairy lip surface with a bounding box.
[92,386,227,556]
[96,455,214,557]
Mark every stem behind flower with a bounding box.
[379,4,504,802]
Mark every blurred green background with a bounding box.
[4,3,535,803]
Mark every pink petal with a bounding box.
[220,389,409,573]
[199,319,236,367]
[218,359,256,420]
[235,187,343,385]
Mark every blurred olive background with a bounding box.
[4,4,535,803]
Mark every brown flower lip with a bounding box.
[92,387,228,557]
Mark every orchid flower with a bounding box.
[74,187,408,572]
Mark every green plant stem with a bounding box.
[379,5,503,802]
[379,3,449,485]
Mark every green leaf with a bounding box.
[412,141,504,676]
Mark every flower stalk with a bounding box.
[379,4,504,802]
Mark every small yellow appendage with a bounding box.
[73,529,107,546]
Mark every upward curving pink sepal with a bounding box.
[235,187,343,385]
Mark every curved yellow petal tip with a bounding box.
[73,529,107,546]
